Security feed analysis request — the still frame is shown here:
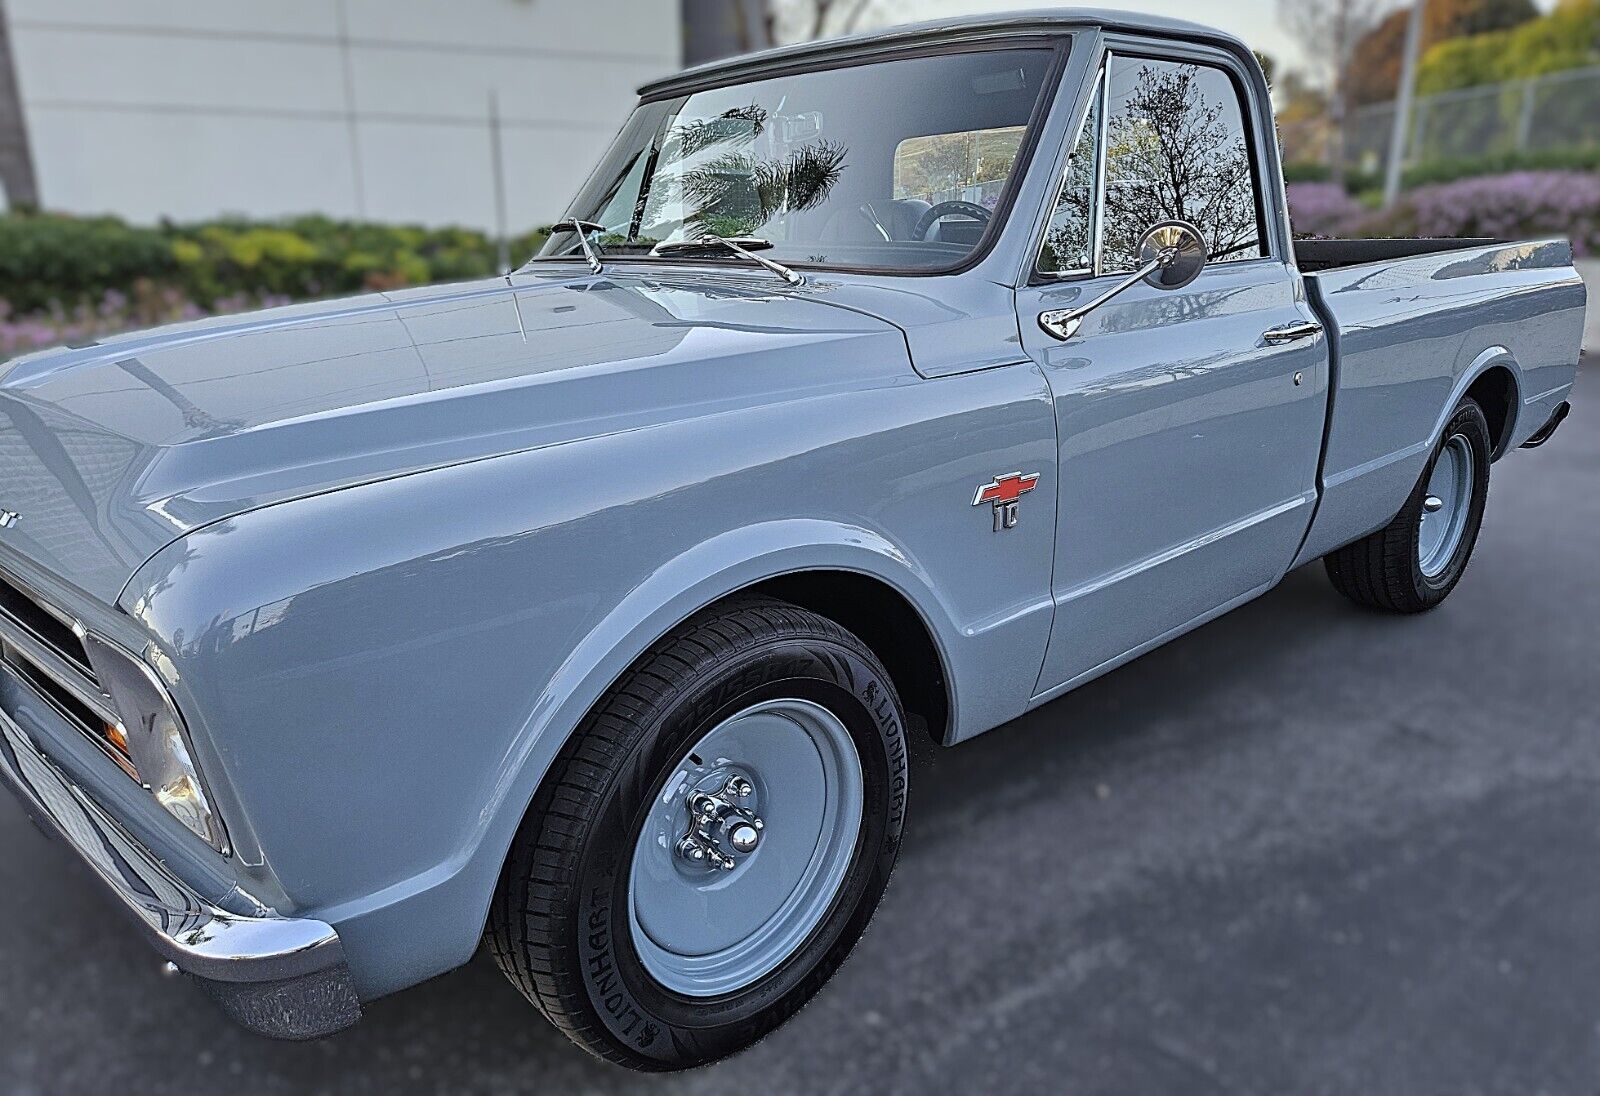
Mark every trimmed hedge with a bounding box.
[0,212,550,315]
[1395,147,1600,189]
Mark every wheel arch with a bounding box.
[471,522,961,937]
[1449,349,1523,460]
[731,570,950,748]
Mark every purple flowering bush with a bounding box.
[1372,172,1600,257]
[1286,182,1368,238]
[0,282,290,363]
[1290,171,1600,256]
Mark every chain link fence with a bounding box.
[1347,66,1600,176]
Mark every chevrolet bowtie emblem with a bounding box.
[973,472,1039,532]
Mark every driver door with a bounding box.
[1017,46,1329,694]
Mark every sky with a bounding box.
[873,0,1311,73]
[883,0,1562,79]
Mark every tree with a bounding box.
[1277,0,1388,182]
[0,0,37,209]
[1417,0,1600,94]
[1349,0,1538,105]
[1255,50,1278,89]
[1275,69,1333,165]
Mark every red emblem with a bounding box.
[973,472,1040,531]
[972,472,1040,508]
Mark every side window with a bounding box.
[1100,55,1265,272]
[1036,73,1102,275]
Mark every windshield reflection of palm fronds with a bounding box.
[681,140,848,236]
[665,105,769,160]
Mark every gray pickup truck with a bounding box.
[0,8,1583,1070]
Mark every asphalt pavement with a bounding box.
[2,366,1597,1095]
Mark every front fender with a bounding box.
[520,517,963,794]
[121,358,1058,1000]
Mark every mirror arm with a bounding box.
[1038,248,1174,342]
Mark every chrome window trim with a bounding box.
[1033,64,1106,281]
[1090,63,1111,276]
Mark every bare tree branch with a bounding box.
[1276,0,1388,182]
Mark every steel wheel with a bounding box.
[1323,398,1491,614]
[628,698,865,997]
[488,597,907,1069]
[1418,433,1474,578]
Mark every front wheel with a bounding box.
[488,598,908,1070]
[1324,397,1492,613]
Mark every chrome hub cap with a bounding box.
[629,698,864,997]
[676,773,765,870]
[1418,433,1474,578]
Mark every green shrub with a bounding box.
[1282,162,1332,184]
[1400,146,1600,187]
[0,213,177,313]
[0,211,552,314]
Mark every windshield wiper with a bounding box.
[560,218,609,275]
[650,234,804,287]
[512,218,609,276]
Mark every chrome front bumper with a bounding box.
[0,707,362,1039]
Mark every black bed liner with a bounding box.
[1294,238,1502,273]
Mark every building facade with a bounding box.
[0,0,680,230]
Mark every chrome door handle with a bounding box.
[1263,321,1323,344]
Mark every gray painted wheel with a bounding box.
[1418,433,1475,578]
[628,697,865,997]
[1323,398,1491,614]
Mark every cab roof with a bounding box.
[641,7,1250,99]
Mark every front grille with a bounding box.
[0,575,93,676]
[0,573,130,774]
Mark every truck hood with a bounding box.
[0,268,901,602]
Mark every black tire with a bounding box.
[1324,398,1492,613]
[487,597,908,1070]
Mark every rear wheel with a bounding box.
[487,598,908,1070]
[1324,398,1492,613]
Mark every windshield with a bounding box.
[537,46,1060,273]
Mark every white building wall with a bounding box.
[5,0,680,230]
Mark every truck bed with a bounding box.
[1294,238,1501,273]
[1291,237,1586,568]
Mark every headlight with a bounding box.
[82,635,226,853]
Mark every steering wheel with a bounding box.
[912,200,992,241]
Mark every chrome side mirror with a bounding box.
[1039,220,1208,341]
